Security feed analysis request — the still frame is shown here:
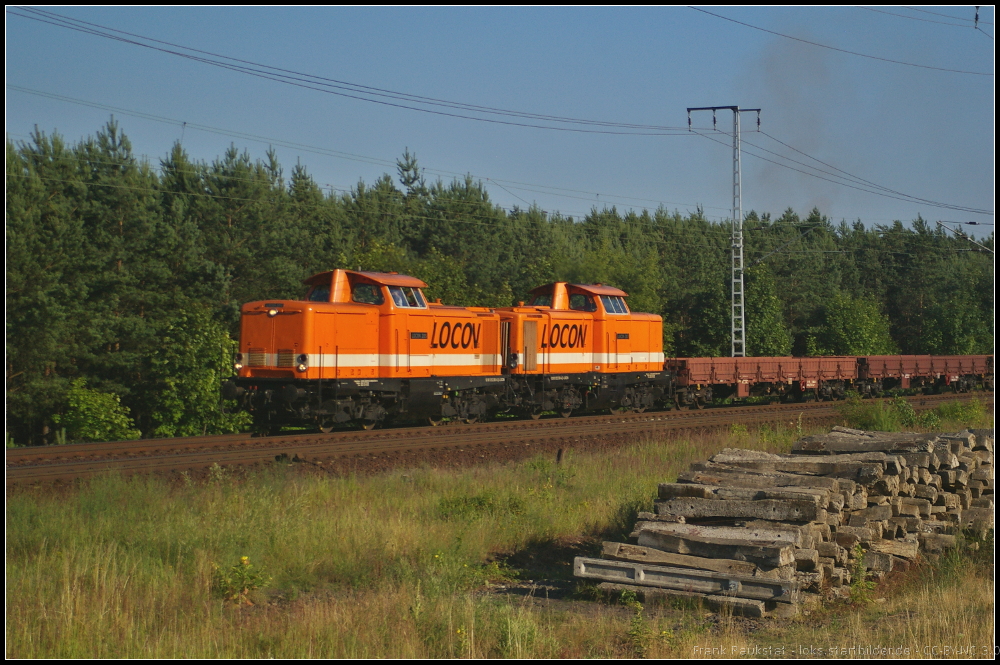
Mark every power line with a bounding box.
[688,6,993,76]
[856,6,979,28]
[9,169,988,260]
[8,7,693,136]
[693,130,992,216]
[11,84,992,227]
[936,221,995,253]
[6,84,732,215]
[902,6,992,25]
[747,133,991,216]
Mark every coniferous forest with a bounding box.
[6,121,994,445]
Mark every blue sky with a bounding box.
[6,6,995,229]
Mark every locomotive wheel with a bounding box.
[529,408,543,420]
[361,420,378,430]
[635,406,646,414]
[428,417,444,427]
[609,407,624,416]
[560,410,572,418]
[463,416,479,425]
[319,421,336,434]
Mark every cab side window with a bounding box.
[569,294,597,312]
[308,286,331,302]
[352,283,385,305]
[530,294,553,307]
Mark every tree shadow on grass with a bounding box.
[489,496,649,601]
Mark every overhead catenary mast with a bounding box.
[687,105,761,357]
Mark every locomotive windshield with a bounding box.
[389,285,427,308]
[600,295,629,314]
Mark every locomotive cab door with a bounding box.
[522,321,538,371]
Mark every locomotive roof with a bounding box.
[529,282,629,297]
[303,270,428,288]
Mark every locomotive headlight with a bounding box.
[268,308,279,317]
[234,353,244,370]
[296,353,308,372]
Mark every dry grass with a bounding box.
[6,408,994,658]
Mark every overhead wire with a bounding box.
[12,83,992,230]
[745,133,991,215]
[692,129,992,216]
[855,6,980,28]
[9,169,988,262]
[12,84,989,226]
[8,7,692,136]
[688,6,993,76]
[7,85,735,215]
[902,6,992,25]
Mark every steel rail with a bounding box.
[6,393,989,486]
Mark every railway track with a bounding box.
[6,393,989,486]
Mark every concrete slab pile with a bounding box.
[574,427,994,617]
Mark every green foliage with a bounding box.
[810,291,898,355]
[839,392,972,431]
[5,121,994,443]
[745,267,792,356]
[934,399,987,427]
[619,590,653,657]
[437,492,526,521]
[147,308,251,437]
[51,378,141,443]
[212,556,271,605]
[849,544,876,604]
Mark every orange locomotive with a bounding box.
[222,269,671,430]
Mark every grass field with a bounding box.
[5,398,993,658]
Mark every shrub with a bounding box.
[52,378,141,442]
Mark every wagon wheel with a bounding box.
[319,420,336,434]
[529,407,544,420]
[693,396,706,410]
[673,393,683,410]
[609,407,625,416]
[360,420,379,431]
[462,416,479,425]
[635,406,647,414]
[560,410,573,418]
[428,417,444,427]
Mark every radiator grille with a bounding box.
[276,349,295,367]
[248,348,266,367]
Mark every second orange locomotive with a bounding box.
[223,269,669,430]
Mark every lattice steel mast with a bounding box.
[687,105,760,357]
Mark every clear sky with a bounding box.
[6,6,995,230]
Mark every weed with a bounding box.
[935,399,987,427]
[211,556,271,605]
[620,590,653,657]
[848,544,875,604]
[729,423,748,436]
[494,603,538,658]
[437,492,525,521]
[207,462,227,483]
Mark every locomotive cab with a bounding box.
[226,269,503,431]
[495,282,669,416]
